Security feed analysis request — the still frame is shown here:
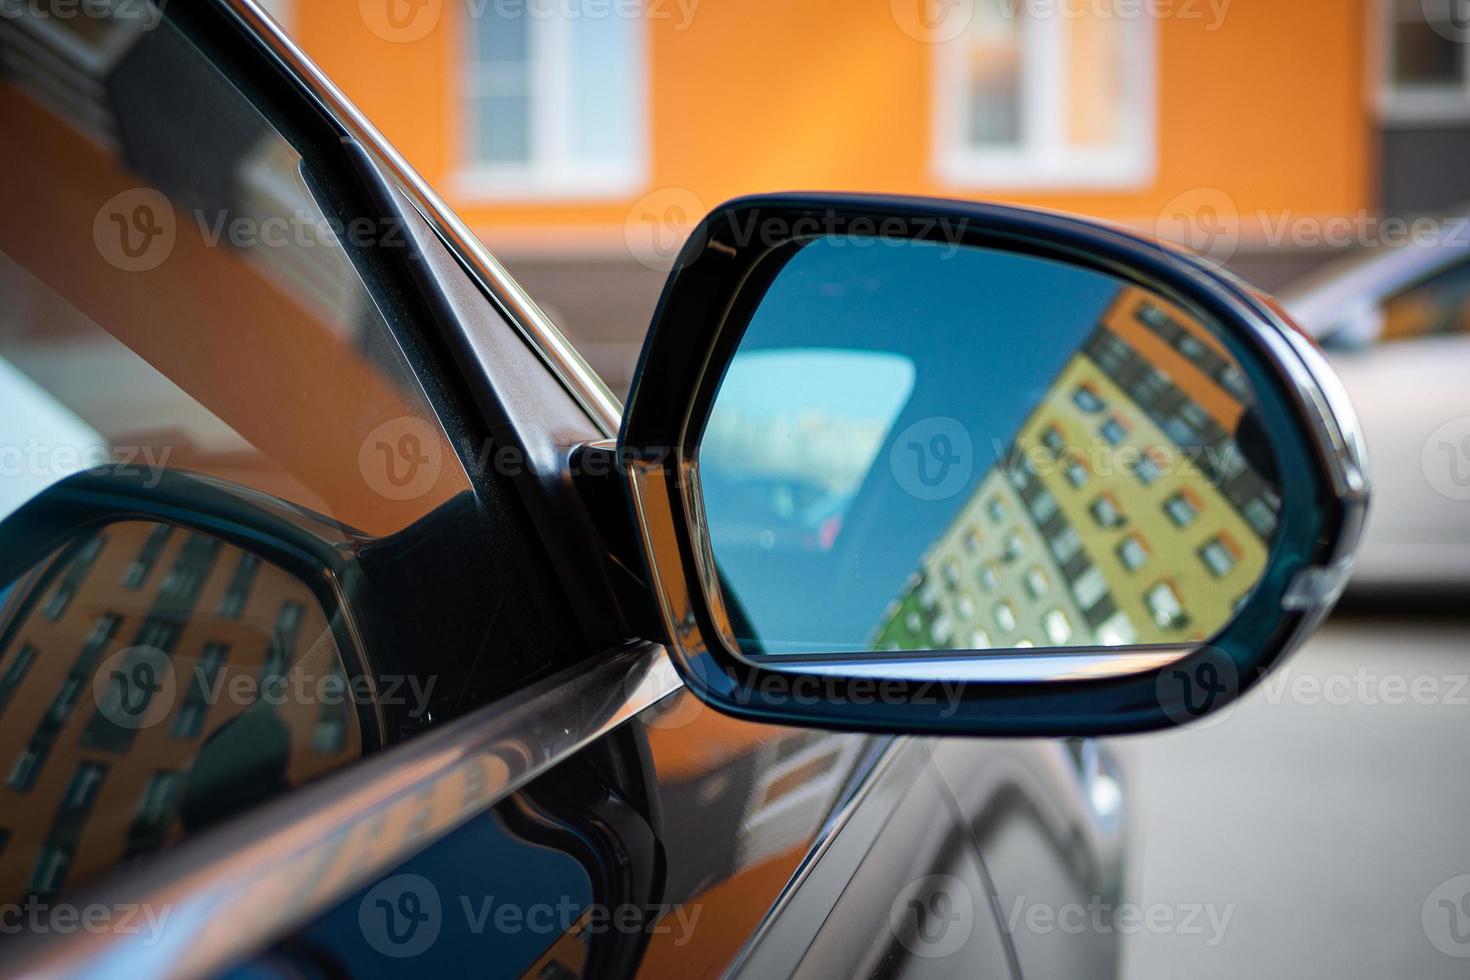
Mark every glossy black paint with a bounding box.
[236,698,1125,978]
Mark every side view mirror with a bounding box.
[610,194,1368,735]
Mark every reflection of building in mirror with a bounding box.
[874,287,1282,652]
[0,522,366,904]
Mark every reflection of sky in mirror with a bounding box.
[702,238,1122,652]
[706,348,916,426]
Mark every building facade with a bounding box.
[874,286,1275,653]
[0,522,364,902]
[258,1,1466,393]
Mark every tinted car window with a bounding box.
[1381,257,1470,342]
[0,7,586,903]
[0,522,365,900]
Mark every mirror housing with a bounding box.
[615,194,1368,735]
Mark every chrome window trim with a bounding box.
[220,0,624,436]
[1,642,682,979]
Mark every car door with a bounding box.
[0,4,1133,979]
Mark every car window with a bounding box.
[0,8,585,905]
[0,521,365,899]
[1380,257,1470,342]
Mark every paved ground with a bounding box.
[1119,607,1470,979]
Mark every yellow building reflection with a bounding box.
[876,287,1281,652]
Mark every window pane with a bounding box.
[1392,17,1462,86]
[965,0,1023,146]
[469,4,532,165]
[570,10,638,163]
[0,11,472,904]
[474,6,529,64]
[474,94,531,163]
[0,523,363,901]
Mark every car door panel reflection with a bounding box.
[235,693,884,978]
[0,515,371,904]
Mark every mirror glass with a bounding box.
[698,238,1283,659]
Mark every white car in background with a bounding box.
[1279,231,1470,591]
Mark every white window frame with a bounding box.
[1376,0,1470,125]
[454,10,648,201]
[933,9,1156,190]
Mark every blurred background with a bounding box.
[264,0,1462,384]
[269,0,1470,602]
[259,0,1467,975]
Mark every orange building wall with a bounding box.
[291,0,1373,248]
